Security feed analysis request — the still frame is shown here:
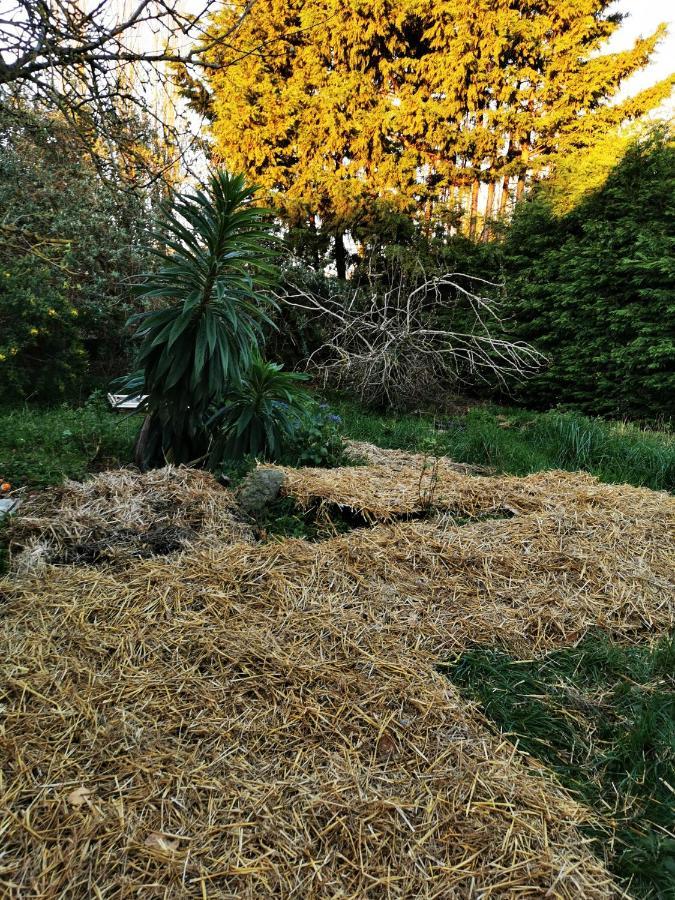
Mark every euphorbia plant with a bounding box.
[119,171,278,468]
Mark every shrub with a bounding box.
[0,258,86,401]
[500,128,675,419]
[209,358,311,462]
[0,106,152,389]
[281,257,541,411]
[120,171,278,468]
[281,402,348,468]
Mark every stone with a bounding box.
[236,468,286,515]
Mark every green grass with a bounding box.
[336,401,675,492]
[0,394,140,489]
[442,634,675,899]
[2,396,673,493]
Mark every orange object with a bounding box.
[1,482,10,492]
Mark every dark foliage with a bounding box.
[0,107,153,399]
[500,130,674,419]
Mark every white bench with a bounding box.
[0,498,19,520]
[107,393,148,411]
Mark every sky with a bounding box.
[606,0,674,101]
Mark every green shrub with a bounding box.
[500,129,675,419]
[281,402,348,468]
[210,358,311,462]
[120,171,278,468]
[0,259,86,401]
[0,106,152,389]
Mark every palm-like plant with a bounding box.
[121,171,278,468]
[209,357,310,462]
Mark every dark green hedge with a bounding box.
[500,131,674,420]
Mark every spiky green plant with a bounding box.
[209,357,310,462]
[119,171,278,468]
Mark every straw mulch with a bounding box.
[5,466,253,572]
[345,439,486,475]
[1,461,673,896]
[3,545,617,898]
[270,458,675,523]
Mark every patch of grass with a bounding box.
[442,635,675,899]
[255,496,358,541]
[335,400,674,491]
[0,393,140,490]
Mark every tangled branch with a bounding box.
[278,263,545,409]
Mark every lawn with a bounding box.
[443,634,675,898]
[0,395,140,490]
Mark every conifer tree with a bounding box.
[202,0,672,267]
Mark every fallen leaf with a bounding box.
[144,832,179,853]
[376,734,397,757]
[67,787,92,807]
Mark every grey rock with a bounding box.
[0,498,20,520]
[236,468,286,515]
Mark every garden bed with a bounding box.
[1,453,673,896]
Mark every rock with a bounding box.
[236,468,286,515]
[0,498,19,520]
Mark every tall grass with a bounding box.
[2,396,673,492]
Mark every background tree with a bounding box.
[0,0,257,187]
[499,128,675,419]
[203,0,672,271]
[0,104,152,400]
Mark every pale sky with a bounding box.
[607,0,674,100]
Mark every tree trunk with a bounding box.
[516,176,526,201]
[309,213,319,269]
[335,230,346,280]
[468,180,480,238]
[424,197,433,238]
[499,176,510,215]
[134,414,160,471]
[480,180,496,241]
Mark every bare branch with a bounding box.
[275,259,545,409]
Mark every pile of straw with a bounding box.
[6,466,252,571]
[271,458,675,522]
[345,439,486,475]
[1,456,672,896]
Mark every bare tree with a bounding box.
[0,1,255,187]
[278,261,545,409]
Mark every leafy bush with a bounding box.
[500,129,675,419]
[210,358,311,462]
[281,402,348,468]
[0,106,152,390]
[0,259,86,401]
[120,171,278,468]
